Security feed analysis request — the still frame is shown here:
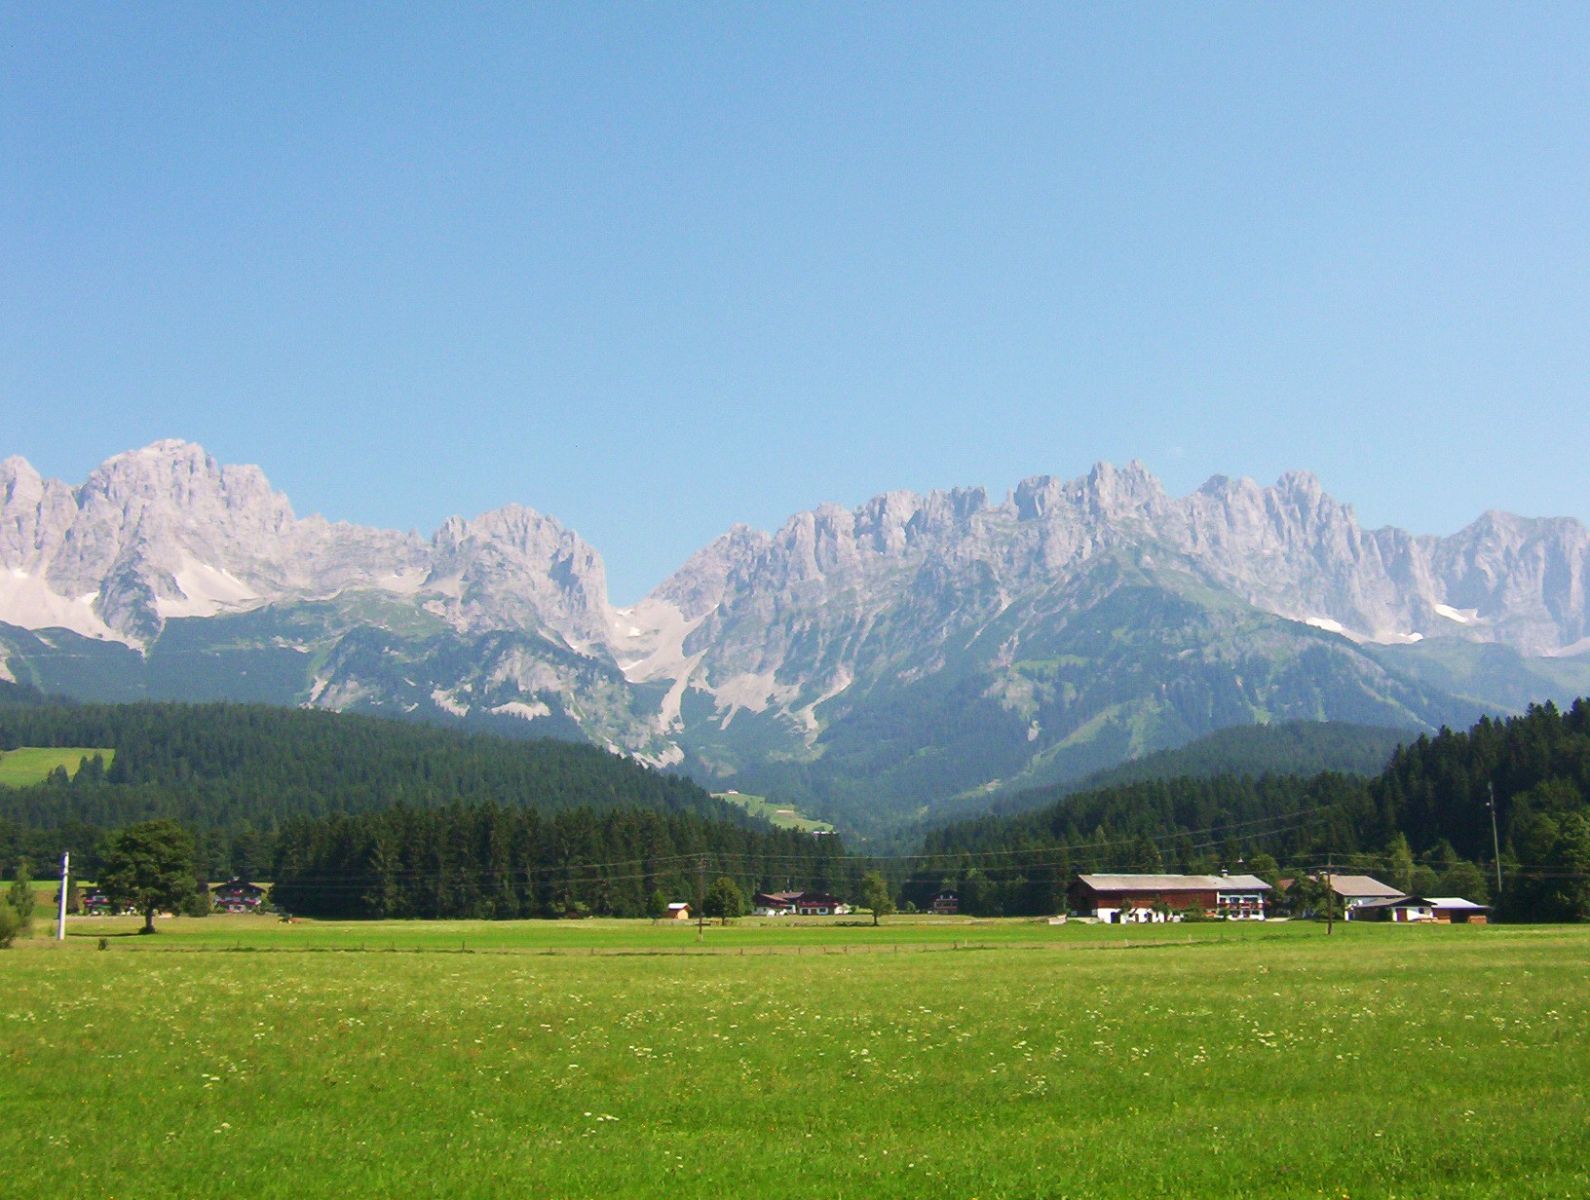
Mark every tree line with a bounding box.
[269,803,850,919]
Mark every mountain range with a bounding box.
[4,440,1589,836]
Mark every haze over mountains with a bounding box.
[4,441,1589,834]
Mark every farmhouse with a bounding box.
[213,878,266,913]
[1069,873,1273,922]
[795,891,846,916]
[751,890,847,916]
[753,890,801,916]
[666,901,692,920]
[1323,874,1405,917]
[931,890,960,915]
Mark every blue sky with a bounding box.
[5,4,1588,602]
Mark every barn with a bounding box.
[1069,873,1273,922]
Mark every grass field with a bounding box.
[0,745,115,786]
[3,918,1587,1198]
[712,789,835,832]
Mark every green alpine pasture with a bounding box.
[4,919,1587,1198]
[0,745,114,787]
[711,789,835,832]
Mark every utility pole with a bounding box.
[57,851,70,941]
[1487,782,1504,897]
[1325,856,1334,937]
[696,854,706,944]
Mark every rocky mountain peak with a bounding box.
[1,454,43,494]
[650,523,772,620]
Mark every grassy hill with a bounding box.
[0,746,115,787]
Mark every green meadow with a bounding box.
[3,919,1587,1198]
[711,789,835,832]
[0,745,115,786]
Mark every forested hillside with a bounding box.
[1040,720,1411,800]
[906,720,1415,830]
[269,803,848,920]
[916,701,1590,922]
[0,701,743,879]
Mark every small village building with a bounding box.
[1069,873,1273,923]
[1354,895,1490,924]
[1426,897,1490,924]
[666,902,692,920]
[1319,874,1405,918]
[82,889,118,915]
[1353,896,1433,922]
[931,891,960,915]
[752,889,847,916]
[213,878,266,913]
[752,891,802,916]
[795,891,844,916]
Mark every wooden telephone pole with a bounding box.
[696,854,706,944]
[1487,782,1504,897]
[1325,857,1334,936]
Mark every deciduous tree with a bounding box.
[703,876,745,924]
[860,870,894,926]
[99,820,197,934]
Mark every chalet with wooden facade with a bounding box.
[213,878,267,913]
[1070,873,1273,922]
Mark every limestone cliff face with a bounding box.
[423,505,612,652]
[3,441,1587,821]
[647,461,1587,715]
[0,441,608,652]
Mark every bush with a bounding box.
[0,901,24,948]
[180,886,214,918]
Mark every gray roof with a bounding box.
[1323,874,1404,899]
[1076,873,1272,893]
[1425,897,1489,910]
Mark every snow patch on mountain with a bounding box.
[0,570,118,641]
[156,558,261,619]
[489,700,551,721]
[430,688,470,717]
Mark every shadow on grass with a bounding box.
[66,929,147,939]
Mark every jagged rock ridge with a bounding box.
[3,441,1588,830]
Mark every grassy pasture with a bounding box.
[712,789,835,832]
[3,920,1587,1198]
[0,745,115,786]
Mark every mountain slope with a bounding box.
[4,441,1589,836]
